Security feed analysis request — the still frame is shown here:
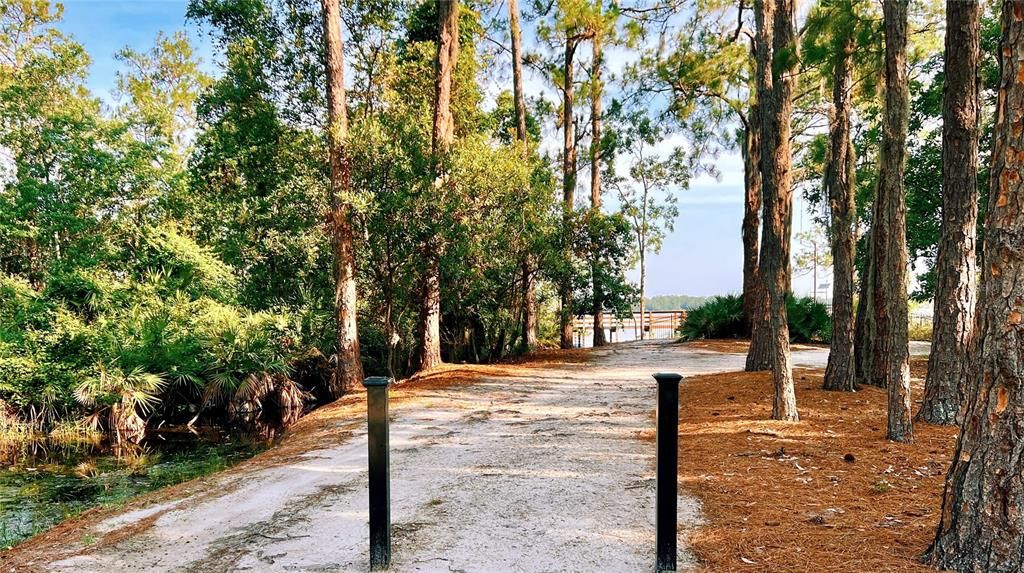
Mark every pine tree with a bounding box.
[919,0,980,425]
[320,0,365,395]
[927,1,1024,566]
[871,0,912,441]
[754,0,799,420]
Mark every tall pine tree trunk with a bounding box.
[591,33,607,347]
[855,225,881,386]
[741,107,762,336]
[872,0,912,441]
[823,33,857,392]
[418,0,460,371]
[743,102,772,372]
[920,0,980,425]
[508,0,537,353]
[509,0,527,160]
[321,0,363,397]
[560,37,579,350]
[754,0,798,420]
[928,3,1024,566]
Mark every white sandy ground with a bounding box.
[36,340,930,573]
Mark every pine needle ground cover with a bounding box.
[665,356,954,572]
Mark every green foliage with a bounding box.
[679,295,832,343]
[74,366,166,420]
[678,295,745,341]
[786,296,832,344]
[0,221,311,432]
[0,0,665,440]
[130,225,239,303]
[569,212,639,320]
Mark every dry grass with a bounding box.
[670,358,957,572]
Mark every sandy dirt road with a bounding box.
[16,340,901,573]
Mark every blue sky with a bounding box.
[53,0,822,299]
[58,1,212,100]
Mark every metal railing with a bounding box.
[573,310,688,347]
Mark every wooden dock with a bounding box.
[573,310,688,347]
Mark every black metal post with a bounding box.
[652,372,682,572]
[363,376,392,571]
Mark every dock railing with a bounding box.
[573,310,687,347]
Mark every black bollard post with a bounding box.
[652,372,682,572]
[363,376,392,571]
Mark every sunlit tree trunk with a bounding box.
[920,0,980,425]
[927,3,1024,566]
[508,0,537,354]
[509,0,527,146]
[871,0,912,441]
[751,0,798,420]
[418,0,460,371]
[591,32,607,347]
[320,0,364,397]
[823,33,857,393]
[560,36,579,350]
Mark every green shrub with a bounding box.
[908,320,932,342]
[786,296,832,343]
[0,233,324,436]
[43,269,120,320]
[126,224,238,303]
[678,295,745,340]
[678,294,832,343]
[0,275,52,336]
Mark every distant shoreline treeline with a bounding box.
[643,295,709,311]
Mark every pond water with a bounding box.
[0,427,272,548]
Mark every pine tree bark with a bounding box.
[508,0,537,353]
[321,0,364,397]
[431,0,458,154]
[741,105,762,324]
[418,0,460,371]
[743,103,772,372]
[509,0,527,147]
[872,0,912,441]
[591,32,607,347]
[753,0,798,420]
[928,3,1024,566]
[745,288,772,371]
[919,0,980,425]
[823,33,857,392]
[855,226,881,387]
[560,36,579,350]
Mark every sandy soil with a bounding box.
[8,340,824,573]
